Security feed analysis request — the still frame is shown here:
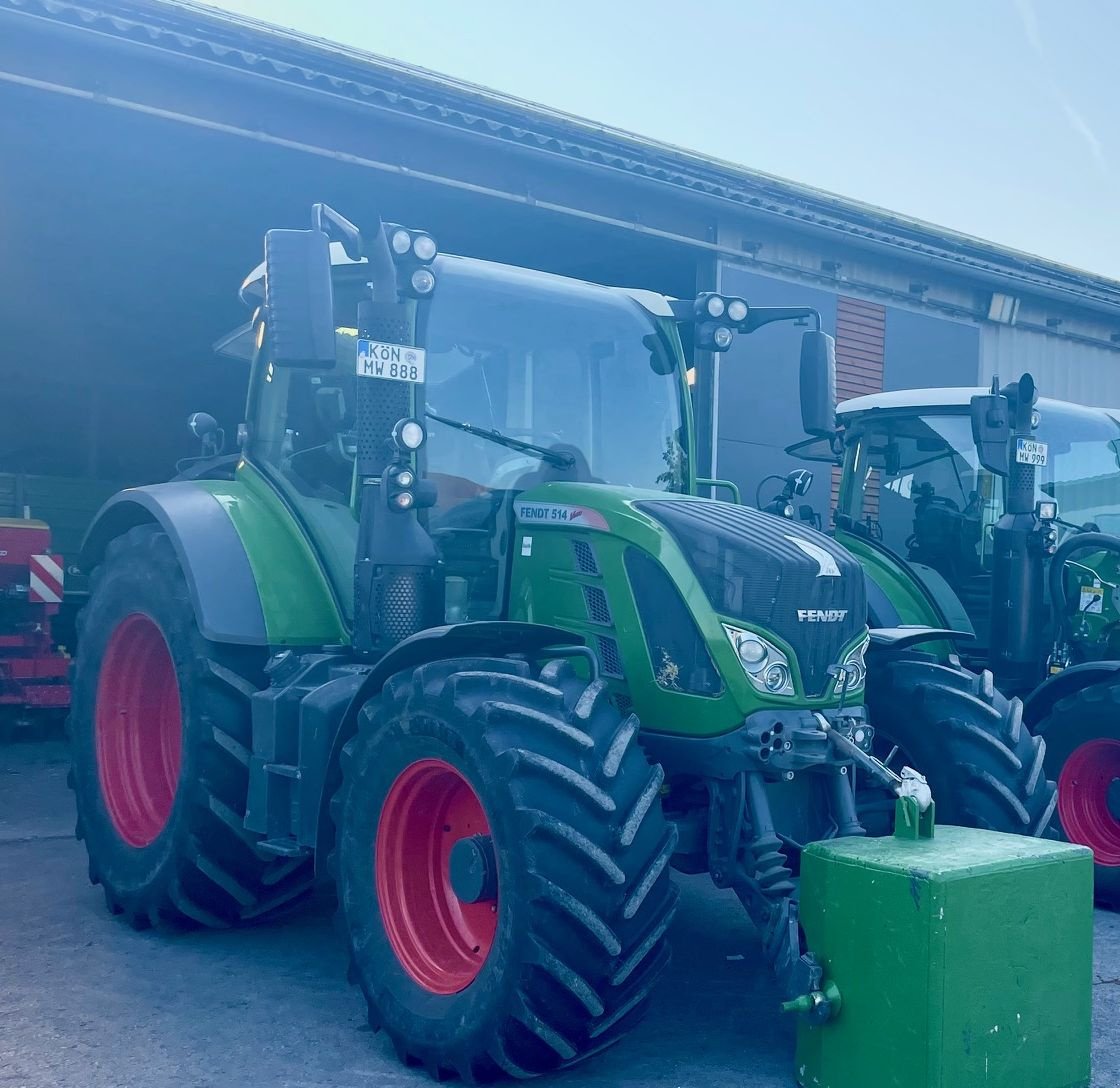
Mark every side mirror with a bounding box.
[970,390,1010,477]
[799,330,837,437]
[263,228,336,368]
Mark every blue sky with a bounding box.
[211,0,1119,278]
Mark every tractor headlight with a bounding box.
[706,295,726,318]
[727,298,749,323]
[723,624,795,697]
[832,635,869,696]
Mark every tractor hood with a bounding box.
[635,498,865,697]
[507,483,868,738]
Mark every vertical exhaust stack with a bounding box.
[973,373,1049,687]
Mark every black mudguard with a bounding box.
[80,484,268,645]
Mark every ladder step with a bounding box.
[264,762,301,779]
[257,838,311,858]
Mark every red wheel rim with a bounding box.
[95,613,182,848]
[1058,738,1120,866]
[375,759,498,994]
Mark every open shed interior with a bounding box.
[0,77,699,582]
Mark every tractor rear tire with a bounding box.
[863,656,1057,836]
[1035,678,1120,907]
[68,524,313,928]
[333,656,678,1081]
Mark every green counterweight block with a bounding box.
[795,802,1093,1088]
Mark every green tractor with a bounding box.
[69,206,1053,1079]
[790,375,1120,901]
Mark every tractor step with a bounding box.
[256,838,311,858]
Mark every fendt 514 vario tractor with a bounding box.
[69,207,1053,1079]
[792,375,1120,901]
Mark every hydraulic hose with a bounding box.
[1049,531,1120,643]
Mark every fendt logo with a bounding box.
[797,609,848,622]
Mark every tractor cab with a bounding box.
[224,242,693,626]
[813,388,1120,655]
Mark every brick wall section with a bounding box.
[832,296,886,513]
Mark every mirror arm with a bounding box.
[311,203,363,260]
[740,307,821,334]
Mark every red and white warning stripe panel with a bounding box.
[29,554,64,603]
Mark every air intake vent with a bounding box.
[597,636,624,678]
[572,539,600,575]
[584,585,612,625]
[625,548,722,697]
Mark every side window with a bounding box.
[252,335,357,505]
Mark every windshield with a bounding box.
[418,256,689,495]
[840,403,1120,575]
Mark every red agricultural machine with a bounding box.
[0,517,69,725]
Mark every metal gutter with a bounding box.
[3,0,1120,322]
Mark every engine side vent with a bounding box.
[597,636,624,678]
[572,539,600,576]
[584,585,612,625]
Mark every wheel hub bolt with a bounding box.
[449,834,498,904]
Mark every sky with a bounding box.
[208,0,1119,279]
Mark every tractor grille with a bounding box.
[637,500,865,696]
[625,548,722,697]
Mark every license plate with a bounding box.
[356,339,426,383]
[1014,438,1048,466]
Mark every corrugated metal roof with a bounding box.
[5,0,1120,314]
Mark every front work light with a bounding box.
[412,234,437,261]
[727,298,749,323]
[391,229,412,255]
[411,268,436,296]
[393,418,427,451]
[706,295,726,318]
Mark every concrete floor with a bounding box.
[3,740,1119,1088]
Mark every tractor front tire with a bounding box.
[333,657,678,1081]
[68,524,313,928]
[1035,678,1120,907]
[863,656,1057,836]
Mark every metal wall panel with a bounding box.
[980,325,1120,406]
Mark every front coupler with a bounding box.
[647,704,900,1022]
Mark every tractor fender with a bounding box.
[81,483,268,645]
[1023,661,1120,730]
[310,621,584,867]
[81,478,345,647]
